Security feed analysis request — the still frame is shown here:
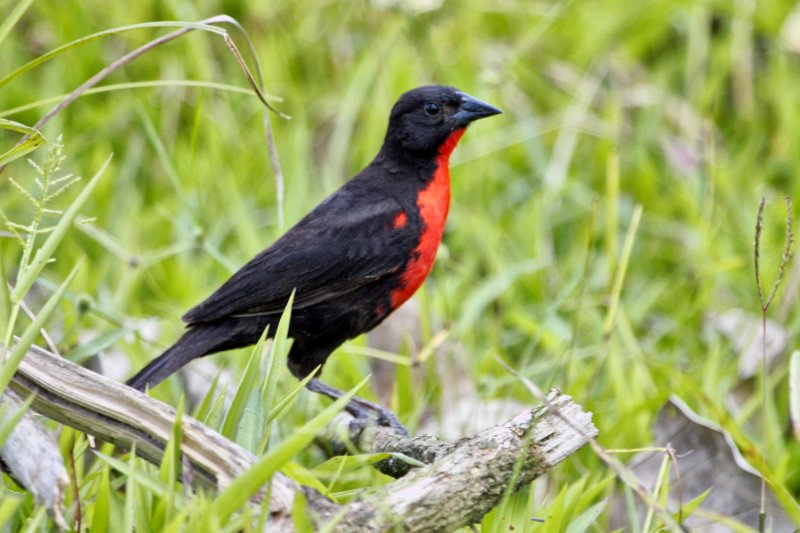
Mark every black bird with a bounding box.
[127,85,501,429]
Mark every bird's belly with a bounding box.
[389,160,451,308]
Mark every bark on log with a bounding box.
[8,343,298,520]
[321,390,598,531]
[7,343,598,531]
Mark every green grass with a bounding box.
[2,0,800,530]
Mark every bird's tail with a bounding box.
[126,325,224,391]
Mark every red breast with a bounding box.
[389,128,465,308]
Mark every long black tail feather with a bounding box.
[127,325,226,391]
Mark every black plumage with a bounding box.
[126,85,501,426]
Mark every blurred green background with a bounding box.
[2,0,800,530]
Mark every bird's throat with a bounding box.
[438,127,466,161]
[390,128,465,309]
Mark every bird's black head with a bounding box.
[382,85,501,154]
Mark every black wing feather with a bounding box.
[183,181,412,324]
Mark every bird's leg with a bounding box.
[306,378,408,436]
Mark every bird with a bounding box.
[127,85,501,431]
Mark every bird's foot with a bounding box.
[345,396,408,436]
[306,378,409,436]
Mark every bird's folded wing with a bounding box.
[182,192,411,324]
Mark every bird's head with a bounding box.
[383,85,501,154]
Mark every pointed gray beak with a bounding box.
[452,91,502,126]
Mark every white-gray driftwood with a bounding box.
[0,388,68,530]
[8,343,598,531]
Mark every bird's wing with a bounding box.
[182,186,413,324]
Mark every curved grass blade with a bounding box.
[0,18,287,177]
[0,119,46,166]
[0,80,280,119]
[0,22,227,90]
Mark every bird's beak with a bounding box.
[452,91,502,126]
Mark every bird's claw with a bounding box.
[306,377,409,435]
[374,408,409,436]
[346,401,408,436]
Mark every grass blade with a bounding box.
[90,465,112,533]
[642,452,671,531]
[63,326,133,364]
[0,393,33,447]
[94,449,168,498]
[220,326,269,444]
[138,108,186,203]
[674,487,711,525]
[20,506,46,533]
[157,398,184,524]
[257,292,294,453]
[565,499,608,533]
[193,371,222,423]
[0,496,21,527]
[791,351,800,443]
[210,376,368,522]
[457,259,545,334]
[266,370,315,424]
[0,22,227,90]
[292,491,314,532]
[603,204,643,335]
[0,261,81,393]
[0,118,46,166]
[0,257,9,335]
[123,447,137,533]
[0,0,33,46]
[312,453,398,475]
[0,80,278,119]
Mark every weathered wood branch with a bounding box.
[7,343,298,521]
[6,343,598,531]
[321,389,598,532]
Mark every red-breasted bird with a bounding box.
[127,86,501,430]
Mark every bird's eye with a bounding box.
[423,102,440,116]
